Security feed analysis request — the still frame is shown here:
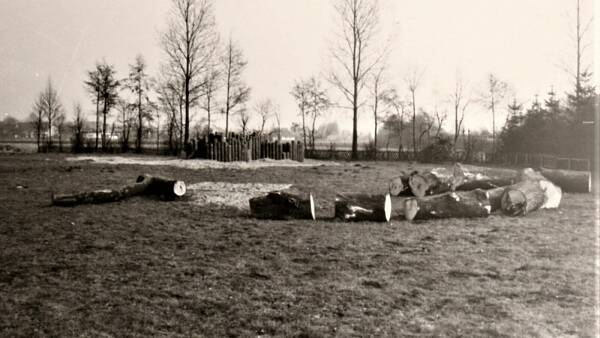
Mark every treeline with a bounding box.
[21,0,595,163]
[499,73,596,159]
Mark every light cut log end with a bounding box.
[539,180,561,209]
[404,198,419,221]
[408,174,428,198]
[389,177,405,196]
[309,194,316,220]
[501,189,527,216]
[173,181,187,197]
[384,193,392,222]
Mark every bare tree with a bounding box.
[481,73,508,154]
[573,0,592,104]
[369,66,386,151]
[382,88,407,153]
[272,103,282,141]
[405,67,425,157]
[162,0,218,154]
[254,99,274,135]
[98,63,120,151]
[124,55,152,153]
[84,65,102,151]
[201,65,221,134]
[433,107,447,139]
[30,96,45,152]
[329,0,385,160]
[71,102,85,153]
[222,37,251,137]
[450,73,470,146]
[116,99,134,151]
[291,79,311,146]
[35,78,63,151]
[308,78,331,150]
[237,107,251,137]
[55,112,66,152]
[417,110,434,150]
[157,73,184,153]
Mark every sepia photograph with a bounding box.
[0,0,598,336]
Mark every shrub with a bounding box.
[419,137,453,163]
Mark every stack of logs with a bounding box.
[390,164,590,221]
[249,164,590,222]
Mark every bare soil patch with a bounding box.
[67,155,338,170]
[188,182,292,210]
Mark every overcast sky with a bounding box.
[0,0,595,135]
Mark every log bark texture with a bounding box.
[52,175,186,206]
[335,193,391,222]
[408,167,464,198]
[486,187,505,212]
[249,190,315,220]
[456,176,516,191]
[539,168,591,193]
[404,189,491,221]
[500,180,546,216]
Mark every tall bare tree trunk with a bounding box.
[95,92,99,151]
[411,89,416,158]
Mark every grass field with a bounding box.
[0,154,597,337]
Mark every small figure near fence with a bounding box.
[191,133,304,162]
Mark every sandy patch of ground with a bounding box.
[67,155,337,169]
[187,181,292,210]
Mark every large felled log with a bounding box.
[249,190,315,220]
[136,175,187,200]
[456,175,516,191]
[500,174,562,216]
[500,180,546,216]
[52,175,186,206]
[335,193,391,222]
[408,167,464,198]
[454,163,516,190]
[404,189,491,221]
[539,168,591,193]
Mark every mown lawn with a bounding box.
[0,154,597,337]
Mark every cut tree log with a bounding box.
[52,175,186,206]
[249,190,315,220]
[517,168,562,209]
[408,167,464,198]
[517,168,547,181]
[135,175,187,200]
[404,189,491,221]
[388,170,417,196]
[334,193,391,222]
[456,175,516,191]
[539,168,591,193]
[500,180,546,216]
[499,168,563,216]
[455,163,516,190]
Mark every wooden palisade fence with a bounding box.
[191,135,304,162]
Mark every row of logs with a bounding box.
[249,166,590,222]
